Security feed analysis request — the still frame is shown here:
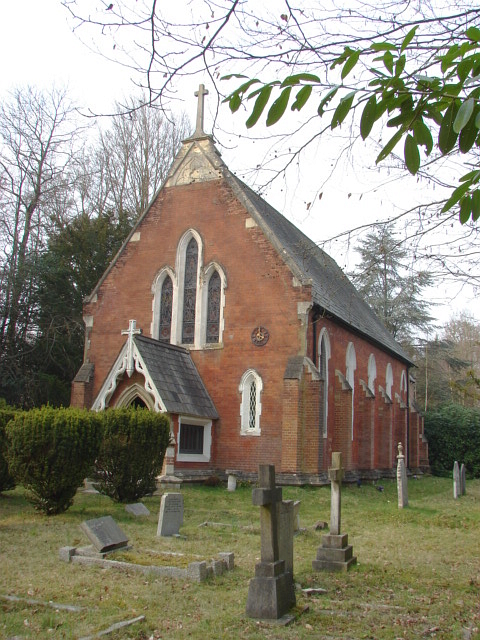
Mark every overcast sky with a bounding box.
[1,0,478,326]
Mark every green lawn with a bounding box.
[1,476,479,639]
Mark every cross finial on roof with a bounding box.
[121,319,141,377]
[193,84,209,138]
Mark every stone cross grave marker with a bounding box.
[329,451,343,535]
[453,461,461,499]
[246,464,295,620]
[312,452,356,572]
[397,442,408,508]
[125,503,150,517]
[157,493,184,536]
[80,516,129,554]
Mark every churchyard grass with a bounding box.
[1,476,479,639]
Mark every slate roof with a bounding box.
[134,335,219,419]
[225,172,412,364]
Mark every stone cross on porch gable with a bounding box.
[328,451,343,536]
[193,84,209,138]
[252,464,283,564]
[121,319,141,377]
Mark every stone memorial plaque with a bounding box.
[157,493,184,537]
[80,516,129,553]
[126,503,151,517]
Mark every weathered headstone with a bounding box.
[80,516,129,553]
[396,442,408,508]
[157,493,184,536]
[453,461,461,499]
[312,452,356,572]
[460,463,467,496]
[227,474,237,492]
[246,465,295,620]
[293,500,301,531]
[125,503,150,517]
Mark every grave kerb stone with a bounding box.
[126,503,151,517]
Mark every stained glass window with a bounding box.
[159,276,173,342]
[182,237,198,343]
[206,271,221,343]
[248,380,257,430]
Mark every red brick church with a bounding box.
[71,86,428,483]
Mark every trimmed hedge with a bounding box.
[424,403,480,478]
[92,408,170,502]
[6,407,102,514]
[0,408,18,492]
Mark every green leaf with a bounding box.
[459,196,472,223]
[341,50,360,80]
[457,57,473,82]
[360,96,377,140]
[395,54,406,78]
[370,42,397,52]
[466,27,480,43]
[404,134,420,175]
[459,106,480,153]
[281,73,320,87]
[291,85,312,111]
[331,91,356,129]
[387,112,414,128]
[317,87,338,116]
[459,169,480,183]
[400,26,417,53]
[376,129,404,164]
[245,85,273,128]
[228,93,242,113]
[413,120,434,155]
[383,51,394,74]
[441,181,470,212]
[221,73,248,81]
[266,86,292,126]
[438,101,459,154]
[472,190,480,221]
[453,98,475,133]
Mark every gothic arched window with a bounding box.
[239,369,263,435]
[318,329,331,438]
[159,275,173,342]
[182,237,198,344]
[206,270,221,343]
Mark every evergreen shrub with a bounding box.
[424,403,480,478]
[0,406,18,492]
[6,407,102,514]
[92,408,170,502]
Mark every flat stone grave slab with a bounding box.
[125,503,151,517]
[80,516,129,553]
[157,493,184,537]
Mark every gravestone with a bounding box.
[453,461,461,499]
[460,463,467,496]
[277,500,294,574]
[312,452,356,572]
[80,516,129,553]
[227,474,237,492]
[246,465,295,620]
[126,503,150,517]
[396,442,408,508]
[157,493,184,536]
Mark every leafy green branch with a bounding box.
[223,26,480,224]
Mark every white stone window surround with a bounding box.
[346,342,357,440]
[386,363,394,401]
[367,353,377,396]
[318,328,331,438]
[176,416,212,463]
[239,369,263,436]
[151,229,226,348]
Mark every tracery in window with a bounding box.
[206,270,221,343]
[182,237,198,344]
[239,369,263,435]
[159,275,173,342]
